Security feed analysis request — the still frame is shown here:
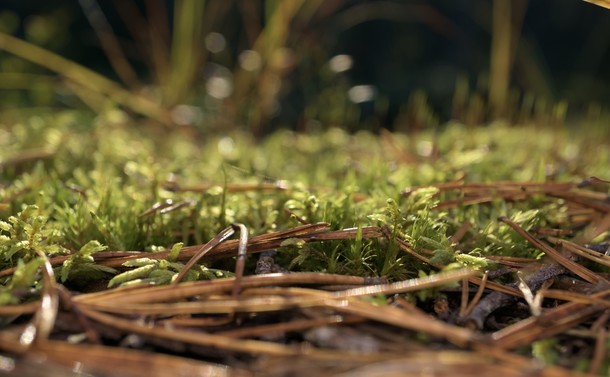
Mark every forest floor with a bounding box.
[1,112,610,376]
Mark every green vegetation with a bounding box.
[1,1,610,375]
[1,112,608,290]
[2,111,610,374]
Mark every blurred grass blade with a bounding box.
[0,31,171,124]
[490,0,519,119]
[78,0,142,89]
[166,0,206,105]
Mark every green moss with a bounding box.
[1,111,609,296]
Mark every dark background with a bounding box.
[1,0,609,129]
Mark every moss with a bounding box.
[1,111,609,293]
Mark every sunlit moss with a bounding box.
[1,111,610,296]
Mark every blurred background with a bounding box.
[0,0,609,134]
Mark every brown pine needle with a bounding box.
[333,268,475,299]
[217,315,359,338]
[491,287,610,349]
[21,250,59,347]
[0,336,245,377]
[499,216,606,285]
[172,225,236,284]
[232,223,249,298]
[461,270,489,318]
[4,176,610,374]
[460,276,470,318]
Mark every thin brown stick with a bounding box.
[159,315,234,327]
[74,273,384,305]
[80,305,393,363]
[460,261,565,329]
[326,298,479,348]
[540,289,610,308]
[549,192,610,213]
[491,287,610,349]
[462,271,488,318]
[548,237,610,268]
[76,270,475,316]
[217,314,362,338]
[81,306,303,356]
[333,268,475,299]
[0,301,40,316]
[232,223,249,298]
[56,285,100,344]
[21,337,244,377]
[450,221,472,243]
[459,277,470,318]
[165,181,289,193]
[401,181,576,196]
[499,216,605,284]
[22,250,59,347]
[172,225,236,284]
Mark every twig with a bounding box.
[459,261,566,329]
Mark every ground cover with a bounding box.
[1,111,610,375]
